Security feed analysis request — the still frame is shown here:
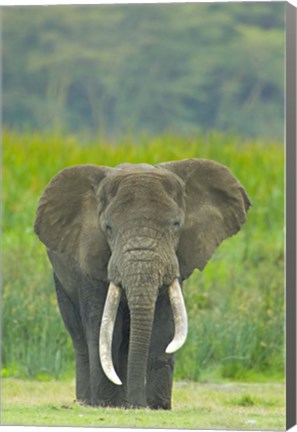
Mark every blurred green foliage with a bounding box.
[2,3,284,140]
[2,130,284,381]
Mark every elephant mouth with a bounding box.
[99,278,188,386]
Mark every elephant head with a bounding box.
[34,158,251,407]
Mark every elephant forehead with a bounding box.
[99,167,186,218]
[116,169,185,197]
[114,177,181,210]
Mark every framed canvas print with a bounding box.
[1,1,296,431]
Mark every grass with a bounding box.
[2,129,285,381]
[1,379,285,429]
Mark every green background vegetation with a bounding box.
[3,3,284,140]
[2,2,285,427]
[2,130,284,382]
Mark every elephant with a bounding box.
[34,158,251,410]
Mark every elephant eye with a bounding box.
[104,222,113,237]
[173,220,181,231]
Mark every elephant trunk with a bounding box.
[126,299,157,407]
[124,269,159,407]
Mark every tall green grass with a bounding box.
[2,129,284,381]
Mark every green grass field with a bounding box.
[1,379,285,429]
[2,129,284,383]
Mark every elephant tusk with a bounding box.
[99,281,122,386]
[166,279,188,354]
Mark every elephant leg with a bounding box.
[87,340,118,406]
[113,301,130,407]
[54,273,91,404]
[146,289,175,410]
[78,282,120,407]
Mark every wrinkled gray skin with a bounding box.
[34,159,251,409]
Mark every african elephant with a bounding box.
[34,158,251,409]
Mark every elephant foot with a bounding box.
[76,398,92,407]
[148,400,171,410]
[126,404,146,410]
[76,398,113,408]
[125,401,147,410]
[88,398,129,409]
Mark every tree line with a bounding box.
[3,3,285,140]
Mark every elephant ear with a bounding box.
[34,165,111,280]
[158,158,251,280]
